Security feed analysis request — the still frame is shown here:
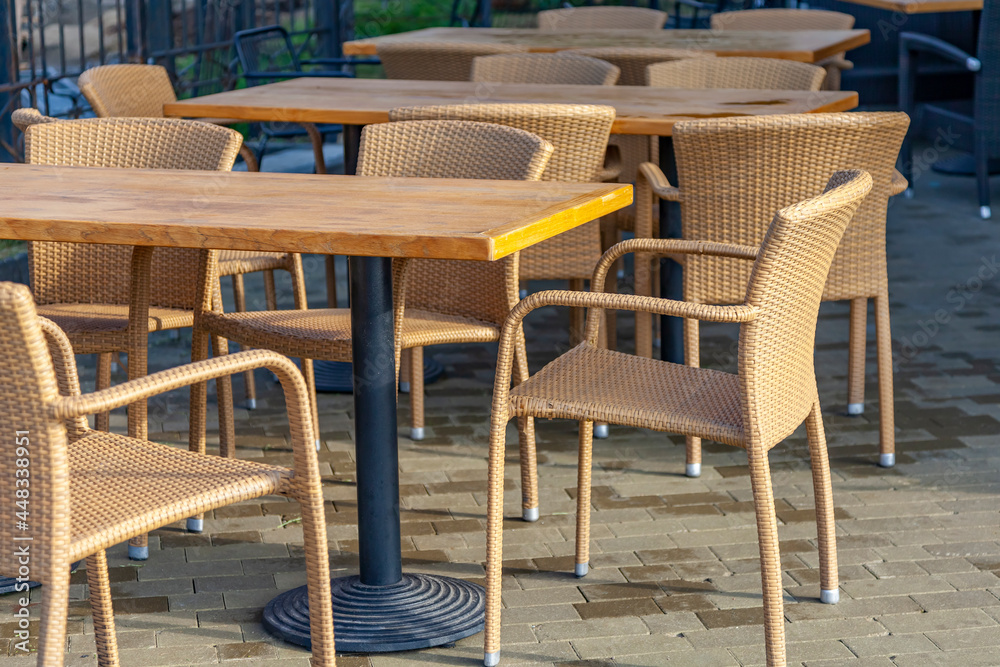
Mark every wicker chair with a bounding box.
[633,113,909,475]
[77,63,308,410]
[378,42,529,80]
[192,119,553,456]
[0,283,335,667]
[647,56,826,91]
[471,52,620,85]
[483,170,874,667]
[710,9,855,91]
[537,5,669,30]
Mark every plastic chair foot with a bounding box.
[821,588,840,604]
[519,289,527,299]
[847,402,864,415]
[128,545,149,561]
[904,187,914,199]
[484,651,500,667]
[593,424,609,439]
[410,427,425,441]
[399,381,410,394]
[315,439,321,452]
[523,507,539,522]
[981,205,992,219]
[187,518,204,533]
[879,453,895,468]
[686,463,701,478]
[245,398,257,410]
[575,562,589,577]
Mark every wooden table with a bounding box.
[343,27,871,63]
[0,163,632,653]
[836,0,980,13]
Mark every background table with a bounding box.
[343,27,871,63]
[836,0,980,13]
[0,164,631,653]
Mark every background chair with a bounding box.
[710,8,856,90]
[481,171,873,667]
[471,52,620,85]
[646,56,826,91]
[378,42,529,80]
[634,113,909,475]
[0,283,334,667]
[77,63,309,411]
[899,2,999,219]
[536,5,669,30]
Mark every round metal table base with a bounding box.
[312,358,445,393]
[263,573,485,653]
[931,154,1000,176]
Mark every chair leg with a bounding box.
[847,298,867,415]
[684,318,702,478]
[231,274,258,411]
[484,411,508,667]
[36,564,71,667]
[976,142,991,219]
[747,447,786,667]
[263,269,278,311]
[86,550,120,666]
[875,290,896,468]
[211,335,236,459]
[298,485,336,666]
[302,123,328,175]
[409,346,425,441]
[569,278,586,347]
[513,330,538,522]
[95,352,112,431]
[600,219,619,353]
[399,348,411,393]
[805,400,839,604]
[575,420,594,578]
[301,358,321,450]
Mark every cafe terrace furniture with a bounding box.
[536,5,670,29]
[342,27,872,64]
[0,158,631,653]
[483,170,873,667]
[647,56,827,90]
[899,0,998,219]
[471,52,621,85]
[193,118,553,456]
[77,64,307,411]
[378,42,528,81]
[836,0,981,12]
[711,9,856,89]
[0,284,335,667]
[633,113,909,476]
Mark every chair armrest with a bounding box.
[638,162,680,202]
[38,317,90,439]
[596,143,622,182]
[899,32,981,71]
[891,168,908,196]
[817,56,853,71]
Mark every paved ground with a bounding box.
[3,144,1000,666]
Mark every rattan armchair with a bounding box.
[378,42,529,80]
[633,113,909,475]
[536,5,669,30]
[0,283,335,667]
[471,52,620,85]
[647,56,826,91]
[192,119,553,457]
[76,64,309,410]
[710,9,855,90]
[483,170,874,667]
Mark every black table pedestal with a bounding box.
[263,256,485,653]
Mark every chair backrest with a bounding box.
[11,108,57,132]
[739,170,871,446]
[78,64,176,117]
[358,119,553,324]
[975,1,1000,155]
[471,53,620,86]
[0,283,70,584]
[672,112,909,308]
[537,6,669,30]
[710,8,855,31]
[570,47,714,86]
[378,42,529,81]
[647,57,825,91]
[24,118,242,309]
[233,25,302,85]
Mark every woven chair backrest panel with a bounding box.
[537,6,670,30]
[570,47,714,86]
[24,118,242,308]
[0,283,69,580]
[78,64,176,118]
[647,57,825,91]
[739,170,870,447]
[359,119,550,323]
[976,1,1000,153]
[672,112,908,305]
[710,8,855,30]
[378,42,529,81]
[471,53,620,85]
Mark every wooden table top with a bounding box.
[835,0,980,13]
[166,77,859,137]
[0,165,631,262]
[342,27,871,63]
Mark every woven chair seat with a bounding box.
[38,303,194,334]
[509,342,744,446]
[217,250,291,276]
[68,430,291,562]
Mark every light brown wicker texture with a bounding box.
[483,170,873,667]
[646,57,826,91]
[76,63,307,410]
[711,9,856,90]
[536,5,669,30]
[378,42,529,81]
[471,52,620,85]
[192,119,553,448]
[633,113,909,473]
[0,283,335,667]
